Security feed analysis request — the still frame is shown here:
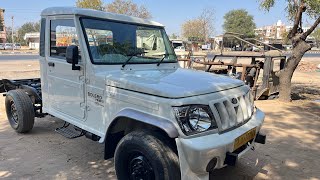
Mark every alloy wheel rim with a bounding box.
[10,101,18,124]
[129,154,155,180]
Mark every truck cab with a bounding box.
[1,7,266,180]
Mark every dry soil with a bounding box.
[0,59,319,180]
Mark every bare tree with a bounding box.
[105,0,152,19]
[76,0,104,10]
[181,8,215,42]
[181,19,204,41]
[199,8,215,42]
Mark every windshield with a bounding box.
[81,18,176,65]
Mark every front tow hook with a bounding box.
[255,132,266,144]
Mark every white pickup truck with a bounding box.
[0,7,266,180]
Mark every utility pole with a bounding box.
[11,16,14,51]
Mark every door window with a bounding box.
[50,19,79,59]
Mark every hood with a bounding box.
[105,68,244,98]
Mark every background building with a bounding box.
[24,32,40,49]
[0,8,6,43]
[255,20,287,44]
[254,20,312,44]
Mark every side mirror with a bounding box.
[66,45,80,70]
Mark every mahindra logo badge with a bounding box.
[231,98,238,104]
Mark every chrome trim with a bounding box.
[209,91,253,133]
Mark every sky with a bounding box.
[0,0,308,36]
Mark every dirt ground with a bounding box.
[0,59,319,180]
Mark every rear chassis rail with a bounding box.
[0,78,46,117]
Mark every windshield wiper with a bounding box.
[122,55,136,68]
[157,53,174,66]
[122,50,148,68]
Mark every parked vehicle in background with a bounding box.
[252,46,261,52]
[171,39,184,49]
[4,43,14,50]
[283,45,293,50]
[174,45,186,52]
[264,43,283,51]
[0,43,4,50]
[0,7,266,180]
[14,43,21,49]
[201,44,211,50]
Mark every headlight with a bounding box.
[173,105,218,135]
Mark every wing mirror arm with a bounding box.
[66,45,81,71]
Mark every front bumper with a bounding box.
[176,108,265,180]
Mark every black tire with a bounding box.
[5,89,35,133]
[115,131,180,180]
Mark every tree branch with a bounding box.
[289,2,305,38]
[302,16,320,39]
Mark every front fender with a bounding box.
[102,108,180,159]
[101,108,179,143]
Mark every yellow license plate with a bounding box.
[233,128,256,150]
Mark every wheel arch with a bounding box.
[103,108,179,159]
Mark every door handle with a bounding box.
[48,62,55,67]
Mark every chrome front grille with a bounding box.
[210,91,253,132]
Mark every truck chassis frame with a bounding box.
[0,78,46,118]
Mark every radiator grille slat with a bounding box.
[214,103,229,130]
[223,100,237,127]
[211,92,253,132]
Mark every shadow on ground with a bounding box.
[210,100,320,180]
[0,99,319,180]
[0,116,116,179]
[291,83,320,101]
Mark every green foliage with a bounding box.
[222,9,256,49]
[281,30,290,44]
[312,28,320,47]
[223,9,256,37]
[105,0,152,19]
[259,0,275,11]
[5,27,12,43]
[259,0,320,20]
[76,0,104,10]
[14,22,40,45]
[305,0,320,17]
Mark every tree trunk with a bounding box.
[278,38,311,102]
[279,69,294,102]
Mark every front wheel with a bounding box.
[114,131,180,180]
[5,89,35,133]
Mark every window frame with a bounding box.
[49,19,79,60]
[39,18,46,57]
[79,16,177,65]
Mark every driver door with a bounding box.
[47,18,85,120]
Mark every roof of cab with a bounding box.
[41,7,164,27]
